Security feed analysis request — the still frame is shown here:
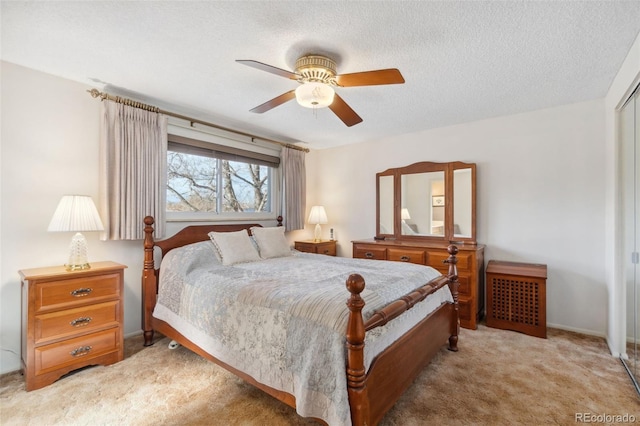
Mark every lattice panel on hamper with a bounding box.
[486,261,547,338]
[490,278,540,325]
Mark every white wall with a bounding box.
[307,99,608,336]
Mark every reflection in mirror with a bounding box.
[453,168,473,238]
[379,175,394,234]
[401,171,445,237]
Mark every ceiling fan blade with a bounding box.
[328,94,363,127]
[335,68,405,87]
[249,90,296,113]
[236,60,299,80]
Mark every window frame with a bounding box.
[165,127,281,223]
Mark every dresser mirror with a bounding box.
[378,174,394,235]
[376,161,477,243]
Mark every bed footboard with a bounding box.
[345,245,459,426]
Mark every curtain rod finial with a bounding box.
[87,88,107,101]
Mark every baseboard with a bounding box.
[548,323,620,357]
[547,323,605,339]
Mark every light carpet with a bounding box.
[1,325,638,425]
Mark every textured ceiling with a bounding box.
[2,1,640,150]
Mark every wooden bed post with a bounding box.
[446,245,460,352]
[345,273,370,426]
[142,216,158,346]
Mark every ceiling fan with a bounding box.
[236,54,405,127]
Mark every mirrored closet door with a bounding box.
[621,84,640,393]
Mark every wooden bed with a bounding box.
[141,216,460,425]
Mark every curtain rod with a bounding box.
[86,88,309,153]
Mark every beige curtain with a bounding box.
[281,146,306,231]
[100,100,167,240]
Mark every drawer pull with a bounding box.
[365,252,374,259]
[70,287,93,297]
[323,250,329,254]
[70,345,92,357]
[400,255,410,262]
[70,317,92,327]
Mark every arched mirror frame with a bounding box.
[376,161,477,244]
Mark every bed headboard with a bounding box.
[144,217,260,259]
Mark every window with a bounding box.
[166,133,280,220]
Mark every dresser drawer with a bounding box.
[387,248,426,265]
[458,296,474,324]
[35,301,121,344]
[35,328,121,374]
[426,250,473,272]
[35,273,121,312]
[456,273,472,296]
[353,245,387,260]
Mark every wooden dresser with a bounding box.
[19,261,126,391]
[352,239,484,329]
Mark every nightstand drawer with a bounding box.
[35,301,121,344]
[387,248,425,265]
[35,328,121,374]
[295,242,316,252]
[316,242,337,256]
[35,273,121,312]
[294,240,337,256]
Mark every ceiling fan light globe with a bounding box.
[295,82,334,109]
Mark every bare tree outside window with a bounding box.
[167,150,270,213]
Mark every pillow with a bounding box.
[208,230,261,265]
[250,226,292,259]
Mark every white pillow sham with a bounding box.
[208,230,261,265]
[250,226,292,259]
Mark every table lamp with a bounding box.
[308,206,328,242]
[48,195,105,271]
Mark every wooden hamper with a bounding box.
[486,260,547,338]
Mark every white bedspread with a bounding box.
[153,241,452,425]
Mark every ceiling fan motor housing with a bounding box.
[295,55,338,85]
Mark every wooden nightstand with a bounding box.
[294,240,337,256]
[19,261,126,391]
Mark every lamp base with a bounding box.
[65,263,91,271]
[314,223,322,242]
[66,232,91,271]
